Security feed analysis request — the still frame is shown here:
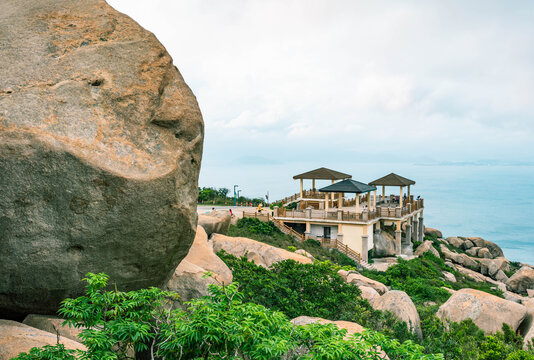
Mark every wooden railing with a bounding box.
[272,219,305,242]
[307,236,361,263]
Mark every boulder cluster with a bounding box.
[417,227,534,348]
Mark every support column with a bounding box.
[405,224,412,246]
[300,179,303,199]
[305,221,311,239]
[399,186,404,208]
[273,206,279,217]
[407,185,411,200]
[362,225,369,262]
[395,221,402,256]
[325,193,329,211]
[412,217,419,242]
[419,213,424,243]
[331,180,335,203]
[355,194,360,213]
[382,186,386,202]
[373,190,377,210]
[312,179,316,192]
[338,192,343,208]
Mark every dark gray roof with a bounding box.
[369,173,415,186]
[293,167,352,180]
[319,179,376,194]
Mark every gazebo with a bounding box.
[369,173,415,208]
[319,179,376,212]
[293,167,351,199]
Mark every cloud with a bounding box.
[108,0,534,167]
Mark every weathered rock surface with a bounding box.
[507,266,534,295]
[440,244,480,271]
[463,237,504,258]
[519,298,534,350]
[295,249,315,261]
[424,227,442,238]
[211,234,312,268]
[165,227,233,301]
[22,314,83,343]
[414,240,440,258]
[446,237,464,248]
[0,320,86,359]
[442,271,456,283]
[373,230,397,257]
[346,273,388,295]
[359,286,380,305]
[198,211,231,236]
[478,257,510,279]
[450,263,507,292]
[373,290,422,338]
[436,288,527,334]
[0,0,203,317]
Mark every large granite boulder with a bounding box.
[519,298,534,350]
[0,320,86,359]
[211,234,312,268]
[436,288,527,334]
[373,230,397,257]
[373,290,422,338]
[440,244,480,271]
[478,257,510,279]
[507,266,534,295]
[414,240,440,258]
[165,227,233,302]
[198,211,232,237]
[0,0,203,317]
[463,237,504,258]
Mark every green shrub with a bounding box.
[235,217,281,235]
[13,273,441,360]
[287,245,296,252]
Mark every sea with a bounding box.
[199,162,534,265]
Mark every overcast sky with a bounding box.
[109,0,534,173]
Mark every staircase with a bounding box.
[272,219,304,242]
[359,259,377,271]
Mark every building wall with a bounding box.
[341,224,374,256]
[310,224,338,239]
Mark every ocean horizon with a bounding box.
[199,162,534,265]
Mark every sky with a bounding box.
[108,0,534,197]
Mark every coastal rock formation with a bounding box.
[519,298,534,350]
[373,290,422,338]
[440,244,480,271]
[22,315,83,343]
[414,240,440,258]
[0,320,86,359]
[373,230,397,257]
[424,227,442,238]
[463,237,504,258]
[291,316,365,337]
[198,211,232,237]
[295,249,315,261]
[346,273,389,295]
[211,234,312,268]
[165,226,232,301]
[507,266,534,295]
[436,288,527,334]
[0,0,203,317]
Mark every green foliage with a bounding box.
[287,245,297,252]
[228,223,357,267]
[218,252,416,345]
[285,201,298,210]
[234,217,282,236]
[12,344,77,360]
[13,273,442,360]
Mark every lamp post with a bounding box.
[237,190,242,206]
[234,185,239,206]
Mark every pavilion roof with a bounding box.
[293,167,351,180]
[369,173,415,186]
[319,179,376,194]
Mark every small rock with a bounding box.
[461,240,475,250]
[466,247,480,257]
[441,287,456,295]
[495,269,509,283]
[504,291,525,304]
[442,271,457,283]
[424,227,443,238]
[337,269,349,281]
[446,237,464,248]
[507,266,534,295]
[478,248,493,259]
[346,273,388,295]
[414,240,440,258]
[528,289,534,298]
[295,249,315,261]
[22,315,83,343]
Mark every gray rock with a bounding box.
[478,248,493,259]
[461,240,475,250]
[198,211,231,236]
[507,267,534,295]
[424,227,442,238]
[495,270,509,283]
[0,0,203,317]
[466,237,504,258]
[442,271,457,283]
[446,237,464,248]
[373,230,397,257]
[22,315,84,343]
[414,240,440,258]
[466,247,481,257]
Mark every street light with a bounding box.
[234,185,239,206]
[237,190,242,206]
